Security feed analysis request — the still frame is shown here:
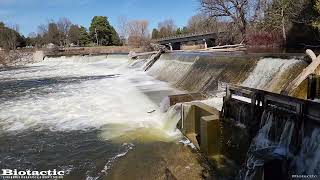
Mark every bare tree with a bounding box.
[117,16,129,38]
[0,24,19,50]
[37,24,48,36]
[244,0,273,24]
[263,0,308,44]
[199,0,263,38]
[187,13,218,33]
[126,20,150,47]
[158,19,177,38]
[57,17,72,46]
[47,22,60,45]
[68,24,81,45]
[9,25,18,50]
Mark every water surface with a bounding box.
[0,55,206,179]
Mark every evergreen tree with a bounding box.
[151,28,159,39]
[89,16,120,46]
[176,28,182,35]
[181,27,188,34]
[110,26,120,45]
[79,26,90,46]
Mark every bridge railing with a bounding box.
[153,31,220,42]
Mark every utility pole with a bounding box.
[95,28,99,46]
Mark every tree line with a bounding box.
[31,16,120,48]
[196,0,320,48]
[151,14,219,39]
[0,16,121,50]
[149,0,320,48]
[0,23,26,50]
[2,0,320,50]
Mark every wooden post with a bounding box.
[281,49,320,95]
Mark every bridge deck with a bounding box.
[155,32,222,45]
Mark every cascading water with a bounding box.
[0,51,313,179]
[142,53,315,179]
[190,57,302,111]
[147,56,195,85]
[292,128,320,176]
[241,58,301,91]
[244,110,297,180]
[0,55,186,179]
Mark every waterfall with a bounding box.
[292,128,320,175]
[145,53,305,96]
[148,59,194,85]
[244,110,296,180]
[241,58,301,91]
[161,104,182,135]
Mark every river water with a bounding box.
[0,55,209,179]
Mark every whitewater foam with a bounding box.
[0,55,180,139]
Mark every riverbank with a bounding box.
[0,49,44,67]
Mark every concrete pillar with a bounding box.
[182,102,220,134]
[181,103,196,134]
[203,39,207,49]
[168,43,173,51]
[181,102,220,150]
[200,115,220,156]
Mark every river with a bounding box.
[0,55,211,179]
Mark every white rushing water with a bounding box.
[198,58,300,111]
[242,58,299,90]
[0,55,181,139]
[147,59,194,84]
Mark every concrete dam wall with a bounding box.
[146,52,308,98]
[136,52,319,179]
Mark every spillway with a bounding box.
[0,55,202,179]
[0,51,316,179]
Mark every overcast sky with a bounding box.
[0,0,200,36]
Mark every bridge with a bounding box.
[154,32,224,50]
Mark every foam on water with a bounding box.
[0,55,180,139]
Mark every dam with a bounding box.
[0,50,319,179]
